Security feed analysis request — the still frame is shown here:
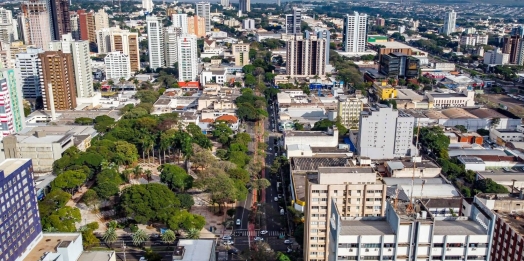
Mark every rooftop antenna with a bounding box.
[406,118,420,214]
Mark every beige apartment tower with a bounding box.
[97,27,140,72]
[296,165,386,261]
[337,95,363,130]
[38,51,77,110]
[187,15,206,38]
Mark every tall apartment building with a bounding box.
[442,10,456,35]
[147,15,164,70]
[221,0,229,6]
[484,48,509,65]
[0,8,14,43]
[69,11,80,40]
[196,2,211,33]
[232,42,249,66]
[299,165,386,261]
[329,199,493,261]
[512,25,524,36]
[460,34,489,46]
[48,33,93,98]
[0,159,43,261]
[77,10,95,46]
[342,12,367,53]
[0,42,11,68]
[502,35,523,64]
[15,47,44,99]
[20,0,51,50]
[177,34,198,82]
[242,19,255,30]
[285,9,301,34]
[187,15,206,37]
[0,69,25,135]
[316,29,330,65]
[337,95,363,130]
[94,9,109,31]
[96,27,140,72]
[358,104,416,159]
[239,0,251,13]
[142,0,154,12]
[172,13,188,33]
[164,26,182,68]
[379,53,420,78]
[286,35,326,76]
[48,0,70,40]
[38,50,77,110]
[104,51,131,80]
[375,17,385,27]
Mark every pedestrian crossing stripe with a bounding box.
[231,230,283,237]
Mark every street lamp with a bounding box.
[123,241,126,261]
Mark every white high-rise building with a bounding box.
[164,26,182,68]
[285,9,301,34]
[242,19,255,30]
[96,27,140,72]
[220,0,229,7]
[342,12,367,53]
[147,15,164,70]
[172,13,188,34]
[286,35,326,76]
[196,2,211,33]
[142,0,154,12]
[48,33,93,98]
[0,8,13,43]
[15,47,44,99]
[177,34,198,82]
[239,0,250,13]
[357,104,416,159]
[442,10,456,36]
[94,9,109,31]
[104,52,131,80]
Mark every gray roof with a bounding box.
[433,221,486,235]
[386,161,405,170]
[448,149,509,157]
[339,220,394,235]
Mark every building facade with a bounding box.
[285,9,301,35]
[20,0,51,50]
[379,53,420,78]
[172,13,188,33]
[358,104,415,159]
[442,10,456,35]
[196,2,211,33]
[187,15,206,37]
[0,159,43,261]
[342,12,367,53]
[142,0,154,12]
[48,33,93,99]
[242,19,255,30]
[286,35,326,76]
[502,35,523,65]
[484,48,509,65]
[316,29,331,65]
[77,10,96,45]
[0,69,25,135]
[15,47,44,99]
[177,34,198,82]
[147,15,164,70]
[337,95,363,130]
[97,27,140,72]
[164,26,182,68]
[0,8,14,43]
[104,51,131,80]
[239,0,250,13]
[94,9,109,32]
[38,50,77,110]
[48,0,70,40]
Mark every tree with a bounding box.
[212,122,233,144]
[159,164,194,191]
[102,227,118,247]
[82,230,100,250]
[74,117,94,125]
[161,229,176,245]
[51,170,87,194]
[178,193,195,210]
[489,117,500,129]
[226,208,236,218]
[144,248,163,261]
[82,189,99,208]
[186,228,200,239]
[419,126,450,158]
[250,178,271,191]
[198,173,238,212]
[167,210,206,231]
[277,253,292,261]
[132,229,149,246]
[474,178,509,193]
[242,242,276,261]
[455,125,467,133]
[120,183,180,224]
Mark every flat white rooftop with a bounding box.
[433,220,486,235]
[177,239,214,261]
[339,220,394,236]
[0,158,29,177]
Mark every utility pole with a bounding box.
[123,241,126,261]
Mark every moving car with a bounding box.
[236,219,241,226]
[260,230,268,235]
[223,240,234,245]
[274,197,278,202]
[254,237,264,242]
[222,235,232,240]
[284,240,293,244]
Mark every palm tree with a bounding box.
[144,169,153,183]
[133,165,143,180]
[102,227,118,248]
[132,229,149,246]
[161,229,176,245]
[186,228,200,239]
[133,78,139,89]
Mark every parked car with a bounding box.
[236,219,241,226]
[223,240,234,245]
[284,240,293,244]
[222,235,232,240]
[260,230,268,235]
[254,237,264,242]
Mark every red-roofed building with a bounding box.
[178,81,201,91]
[215,115,239,130]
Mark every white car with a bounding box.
[254,237,264,241]
[223,240,234,245]
[278,194,283,199]
[284,239,293,244]
[139,258,147,261]
[236,219,241,226]
[260,230,268,235]
[222,235,232,240]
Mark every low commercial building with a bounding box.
[374,83,398,100]
[424,108,521,131]
[490,128,524,146]
[175,239,217,261]
[200,70,227,86]
[426,89,475,108]
[26,233,83,261]
[284,126,338,148]
[385,159,441,178]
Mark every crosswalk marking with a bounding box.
[231,230,283,237]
